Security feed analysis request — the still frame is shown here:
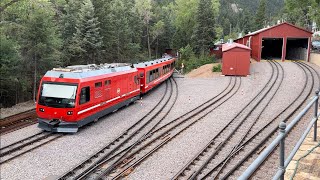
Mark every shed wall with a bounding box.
[238,23,312,62]
[222,47,250,76]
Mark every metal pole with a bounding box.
[314,90,319,142]
[279,122,286,180]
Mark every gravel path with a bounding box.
[1,61,319,180]
[127,62,273,179]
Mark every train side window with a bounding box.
[134,76,139,84]
[105,80,111,86]
[80,87,90,104]
[153,69,156,79]
[95,82,102,88]
[149,71,153,83]
[155,69,159,78]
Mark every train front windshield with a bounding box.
[39,83,77,108]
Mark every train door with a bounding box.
[104,79,111,100]
[128,74,133,94]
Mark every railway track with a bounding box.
[93,77,241,179]
[0,79,174,166]
[213,61,319,179]
[57,76,236,179]
[57,78,178,179]
[0,131,63,164]
[0,109,37,134]
[171,60,283,179]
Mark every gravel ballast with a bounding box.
[1,61,319,180]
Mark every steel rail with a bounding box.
[171,61,277,179]
[64,77,233,180]
[73,78,177,180]
[0,109,37,134]
[176,60,281,179]
[105,77,242,180]
[222,61,315,179]
[58,79,176,180]
[203,61,285,179]
[0,133,63,164]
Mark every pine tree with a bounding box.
[240,10,254,34]
[61,0,83,65]
[255,0,266,30]
[72,0,102,64]
[193,0,215,55]
[20,3,62,101]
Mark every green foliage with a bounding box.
[255,0,267,30]
[212,64,222,72]
[0,34,20,107]
[178,45,216,73]
[285,0,320,28]
[0,0,300,107]
[61,0,83,65]
[72,0,102,64]
[193,0,216,55]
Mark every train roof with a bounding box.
[133,56,174,68]
[44,63,134,79]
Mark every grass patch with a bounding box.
[212,64,222,72]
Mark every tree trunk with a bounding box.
[147,25,151,59]
[33,54,37,102]
[156,38,158,59]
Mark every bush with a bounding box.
[177,45,217,74]
[212,64,222,72]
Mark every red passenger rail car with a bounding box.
[36,56,176,133]
[134,55,176,93]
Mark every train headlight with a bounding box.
[67,111,73,115]
[39,108,45,112]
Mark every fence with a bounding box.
[239,90,320,180]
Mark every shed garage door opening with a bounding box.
[285,38,308,60]
[261,38,283,60]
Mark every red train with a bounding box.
[36,56,176,133]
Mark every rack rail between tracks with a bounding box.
[239,90,320,180]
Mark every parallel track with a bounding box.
[0,131,62,164]
[217,61,318,179]
[98,77,241,179]
[58,78,178,179]
[172,60,283,179]
[0,79,174,166]
[0,109,37,134]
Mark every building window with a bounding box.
[80,87,90,104]
[95,82,102,88]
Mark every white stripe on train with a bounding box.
[78,88,140,115]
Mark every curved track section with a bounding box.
[172,60,284,179]
[97,77,241,179]
[219,61,317,179]
[58,78,177,180]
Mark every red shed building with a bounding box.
[234,22,313,62]
[209,43,224,58]
[222,43,251,76]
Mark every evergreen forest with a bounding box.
[1,0,319,107]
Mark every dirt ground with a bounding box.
[185,63,222,78]
[0,101,35,118]
[310,53,320,67]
